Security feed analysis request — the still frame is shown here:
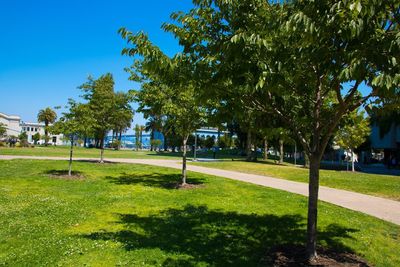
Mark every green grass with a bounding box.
[0,146,182,159]
[0,146,249,160]
[0,159,399,266]
[190,160,400,201]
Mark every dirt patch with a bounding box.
[262,245,370,267]
[45,170,85,180]
[165,182,205,190]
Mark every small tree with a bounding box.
[51,100,93,176]
[335,110,370,172]
[37,107,57,146]
[150,139,162,151]
[79,74,116,163]
[32,133,41,145]
[0,123,6,138]
[120,29,207,185]
[134,124,141,151]
[18,132,29,147]
[204,136,215,149]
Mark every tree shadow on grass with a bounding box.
[105,172,205,189]
[80,205,358,266]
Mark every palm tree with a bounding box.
[37,107,57,146]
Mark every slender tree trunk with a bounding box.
[100,137,104,163]
[351,149,355,172]
[263,138,268,160]
[118,131,122,150]
[68,136,74,176]
[44,121,49,146]
[279,139,284,164]
[181,135,189,185]
[246,130,252,161]
[140,132,143,150]
[164,136,168,151]
[306,154,321,260]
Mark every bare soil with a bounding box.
[45,170,85,180]
[168,182,205,190]
[262,245,371,267]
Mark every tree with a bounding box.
[79,74,116,163]
[150,139,162,151]
[0,123,6,138]
[335,110,370,172]
[120,29,207,185]
[18,132,28,147]
[32,133,41,145]
[204,136,215,149]
[110,92,135,150]
[134,124,141,151]
[162,0,399,260]
[51,100,93,176]
[37,107,57,146]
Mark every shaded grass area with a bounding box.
[0,159,399,266]
[191,160,400,201]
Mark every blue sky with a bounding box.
[0,0,193,125]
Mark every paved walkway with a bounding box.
[1,155,400,226]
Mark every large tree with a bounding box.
[161,0,400,260]
[37,107,57,146]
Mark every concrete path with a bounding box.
[1,155,400,226]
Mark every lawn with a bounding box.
[0,146,244,160]
[0,146,182,159]
[0,159,399,266]
[190,160,400,201]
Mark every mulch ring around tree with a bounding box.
[166,182,205,190]
[262,245,371,267]
[44,170,85,180]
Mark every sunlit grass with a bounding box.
[190,160,400,201]
[0,159,399,266]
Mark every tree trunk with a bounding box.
[100,137,104,163]
[44,122,49,146]
[246,130,252,161]
[279,139,284,164]
[118,131,122,150]
[68,136,74,176]
[164,136,168,151]
[306,154,320,261]
[263,138,268,160]
[150,130,154,151]
[181,135,189,185]
[140,132,143,150]
[351,149,355,172]
[304,153,310,168]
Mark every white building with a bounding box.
[0,112,64,145]
[21,122,64,145]
[0,112,21,137]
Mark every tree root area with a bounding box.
[263,245,370,267]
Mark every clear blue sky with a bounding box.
[0,0,193,126]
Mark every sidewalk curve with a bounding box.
[1,155,400,226]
